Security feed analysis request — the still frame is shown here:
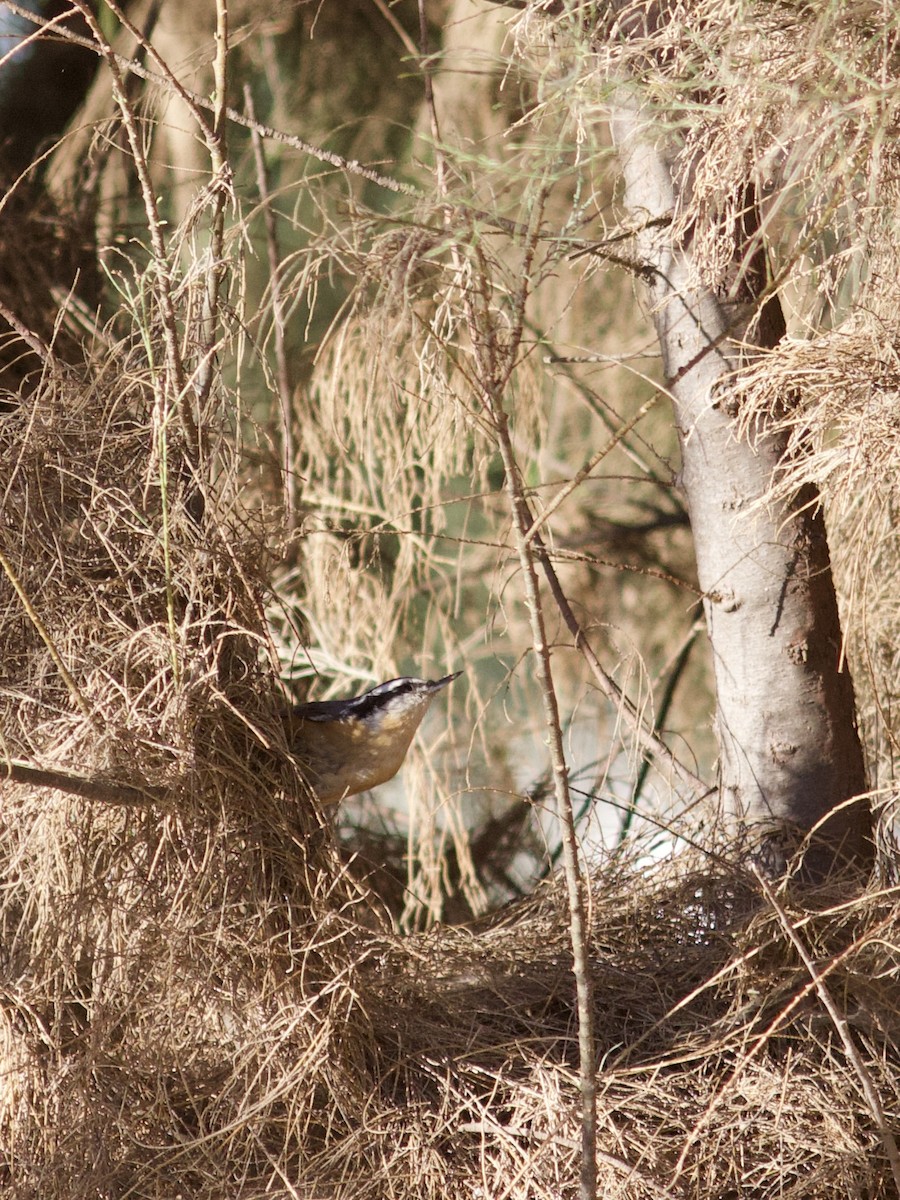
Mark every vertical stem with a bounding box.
[245,84,296,527]
[491,402,598,1200]
[195,0,230,414]
[71,0,196,460]
[415,7,599,1186]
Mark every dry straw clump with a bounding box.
[0,342,357,1195]
[2,4,900,1197]
[3,349,900,1199]
[1,371,899,1190]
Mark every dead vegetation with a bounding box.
[0,1,900,1197]
[1,351,898,1197]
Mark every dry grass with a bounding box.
[2,647,899,1200]
[0,345,897,1199]
[0,326,896,1200]
[1,2,900,1197]
[1,264,895,1200]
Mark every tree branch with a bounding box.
[0,759,157,806]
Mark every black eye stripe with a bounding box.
[293,675,457,723]
[368,678,421,699]
[349,679,423,720]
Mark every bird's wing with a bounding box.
[290,699,350,722]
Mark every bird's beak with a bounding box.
[428,671,462,691]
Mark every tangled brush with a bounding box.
[0,2,899,1193]
[0,372,898,1197]
[0,339,367,1196]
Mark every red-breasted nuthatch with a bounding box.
[286,672,460,803]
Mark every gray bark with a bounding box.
[611,95,871,875]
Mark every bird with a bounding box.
[285,672,461,804]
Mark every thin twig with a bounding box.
[22,0,419,196]
[524,392,660,544]
[616,622,702,846]
[0,299,54,364]
[460,182,600,1200]
[70,0,217,145]
[526,317,673,481]
[493,393,599,1200]
[245,85,296,528]
[0,548,94,724]
[530,515,708,800]
[194,0,231,414]
[415,0,599,1185]
[372,0,418,57]
[754,868,900,1194]
[70,1,197,459]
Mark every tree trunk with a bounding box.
[610,95,871,876]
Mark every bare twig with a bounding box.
[70,1,197,459]
[416,0,599,1184]
[22,0,420,196]
[451,170,600,1200]
[0,548,94,724]
[754,868,900,1195]
[524,392,661,544]
[193,0,231,414]
[531,516,708,800]
[0,299,54,364]
[0,758,156,806]
[616,623,701,845]
[70,0,217,145]
[492,393,599,1200]
[245,85,296,528]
